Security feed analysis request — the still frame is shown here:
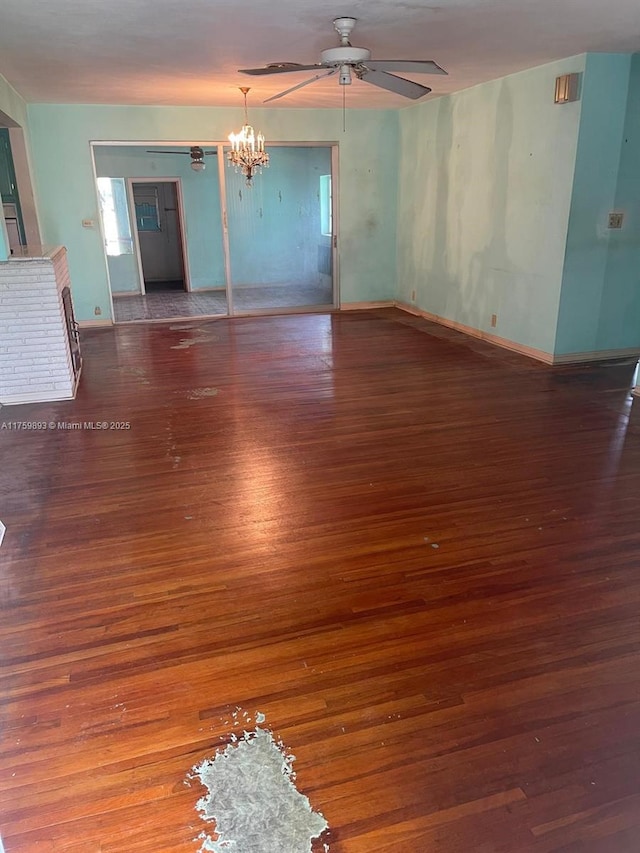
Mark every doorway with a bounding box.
[93,142,337,323]
[130,180,188,293]
[226,145,336,313]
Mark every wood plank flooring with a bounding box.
[1,308,640,852]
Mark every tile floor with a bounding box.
[113,284,334,322]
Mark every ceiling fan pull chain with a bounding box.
[343,84,346,133]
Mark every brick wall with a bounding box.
[0,248,79,405]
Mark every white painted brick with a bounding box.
[0,250,79,405]
[0,293,59,304]
[10,364,70,379]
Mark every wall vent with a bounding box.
[555,73,580,104]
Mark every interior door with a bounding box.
[133,182,185,290]
[225,146,334,313]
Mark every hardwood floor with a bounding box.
[1,308,640,852]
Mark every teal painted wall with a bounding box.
[600,53,640,351]
[555,54,635,355]
[26,104,398,321]
[226,146,331,287]
[396,56,585,355]
[94,145,225,292]
[0,212,8,261]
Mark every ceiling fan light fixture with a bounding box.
[191,159,206,171]
[338,65,352,86]
[227,87,269,187]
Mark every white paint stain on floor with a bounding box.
[171,336,211,350]
[187,387,219,399]
[193,726,329,853]
[170,328,219,349]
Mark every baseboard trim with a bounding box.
[341,301,395,311]
[394,302,554,364]
[78,319,114,328]
[76,304,640,366]
[552,347,640,365]
[394,302,640,366]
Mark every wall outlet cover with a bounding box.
[608,212,624,229]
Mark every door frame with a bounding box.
[127,177,191,294]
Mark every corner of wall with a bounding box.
[554,52,633,356]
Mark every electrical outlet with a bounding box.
[608,212,624,229]
[491,314,497,328]
[94,306,102,316]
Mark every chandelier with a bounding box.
[227,87,269,186]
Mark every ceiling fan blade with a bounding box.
[146,150,191,154]
[239,63,324,76]
[358,68,431,99]
[263,69,337,103]
[364,60,447,75]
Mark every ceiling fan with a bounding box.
[145,146,216,171]
[239,17,447,103]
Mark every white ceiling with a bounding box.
[1,0,640,109]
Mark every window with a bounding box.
[320,174,332,237]
[97,177,133,256]
[134,186,161,232]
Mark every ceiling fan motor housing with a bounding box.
[320,46,371,67]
